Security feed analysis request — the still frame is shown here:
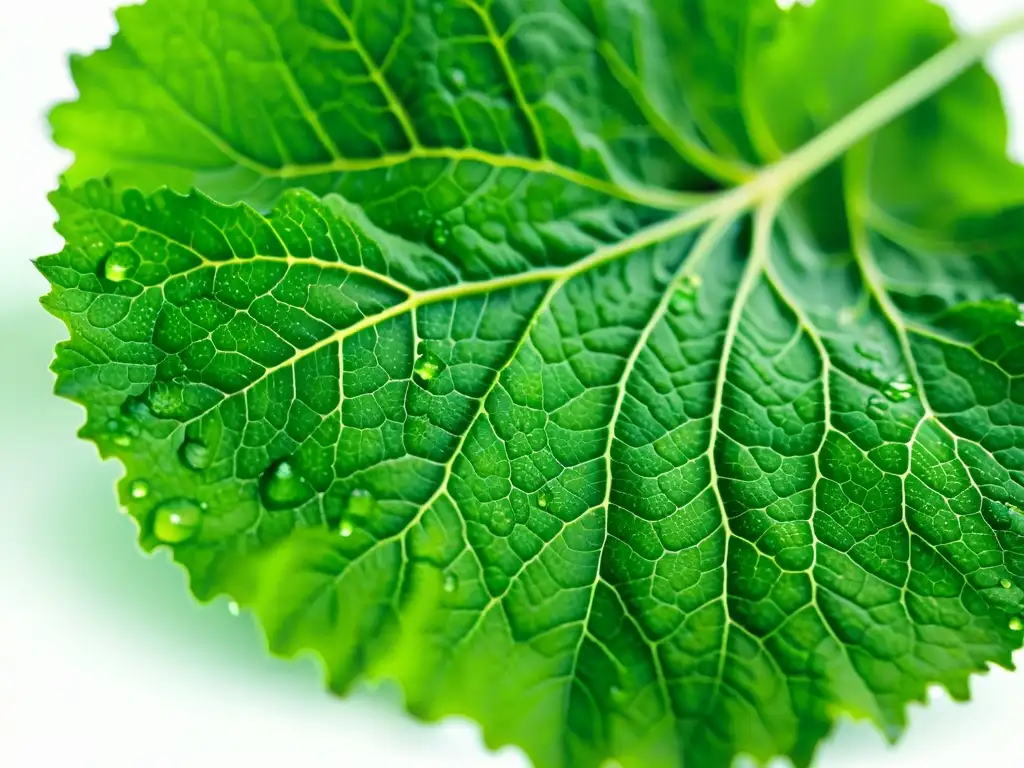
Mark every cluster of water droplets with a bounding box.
[847,340,919,417]
[430,219,450,248]
[881,374,914,403]
[483,490,554,538]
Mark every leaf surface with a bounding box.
[41,1,1024,767]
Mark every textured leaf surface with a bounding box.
[41,1,1024,767]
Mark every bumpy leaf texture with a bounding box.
[39,0,1024,766]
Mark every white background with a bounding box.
[1,1,1023,766]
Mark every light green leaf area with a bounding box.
[40,1,1024,767]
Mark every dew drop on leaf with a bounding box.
[130,479,150,499]
[414,208,433,229]
[228,601,240,617]
[106,418,135,447]
[680,274,702,295]
[1010,617,1023,632]
[837,307,857,327]
[867,395,889,419]
[102,250,137,283]
[259,459,315,511]
[1001,578,1012,589]
[443,572,459,593]
[179,438,211,471]
[152,498,203,543]
[487,508,514,536]
[346,488,376,519]
[447,68,467,92]
[883,375,915,402]
[339,521,354,538]
[85,237,110,261]
[670,274,702,312]
[120,395,151,421]
[431,220,450,248]
[537,492,550,509]
[413,352,446,388]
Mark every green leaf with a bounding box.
[40,1,1024,767]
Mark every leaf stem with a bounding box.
[745,11,1024,202]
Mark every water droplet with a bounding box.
[447,68,467,92]
[120,396,151,421]
[443,572,459,593]
[130,479,150,499]
[152,498,203,544]
[1016,303,1024,328]
[105,417,137,447]
[837,307,857,327]
[1010,616,1023,632]
[413,352,446,388]
[883,375,915,403]
[346,488,376,519]
[339,521,354,538]
[487,508,514,536]
[431,220,450,248]
[1001,578,1012,590]
[179,438,211,471]
[228,601,240,617]
[85,237,110,261]
[102,251,137,283]
[259,459,315,511]
[414,208,433,228]
[537,492,550,510]
[867,395,889,419]
[669,274,702,313]
[679,274,702,295]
